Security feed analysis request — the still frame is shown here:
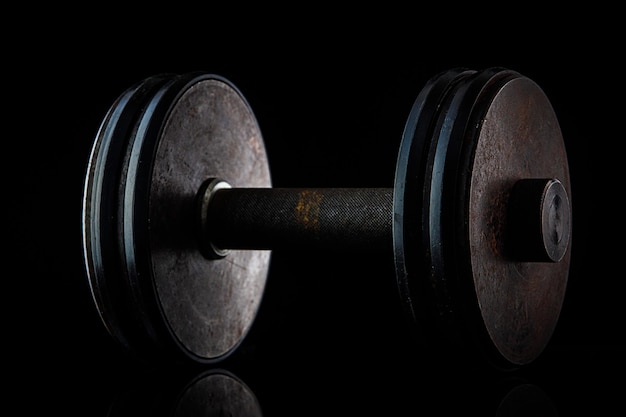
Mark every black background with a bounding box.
[9,9,620,416]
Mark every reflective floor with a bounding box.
[23,340,622,416]
[12,235,622,416]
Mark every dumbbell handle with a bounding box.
[198,180,392,257]
[197,177,571,262]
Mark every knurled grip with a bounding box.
[204,187,393,252]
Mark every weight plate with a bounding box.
[393,67,475,334]
[82,74,174,356]
[83,72,271,363]
[461,73,571,366]
[394,68,571,367]
[144,74,272,362]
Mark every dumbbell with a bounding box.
[81,67,571,368]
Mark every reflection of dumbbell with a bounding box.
[81,67,571,368]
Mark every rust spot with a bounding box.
[247,135,263,155]
[295,190,323,231]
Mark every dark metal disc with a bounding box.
[393,68,475,334]
[82,74,174,356]
[394,68,571,367]
[83,72,271,363]
[145,75,271,362]
[463,74,571,366]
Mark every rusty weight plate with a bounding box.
[394,68,571,367]
[83,73,271,363]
